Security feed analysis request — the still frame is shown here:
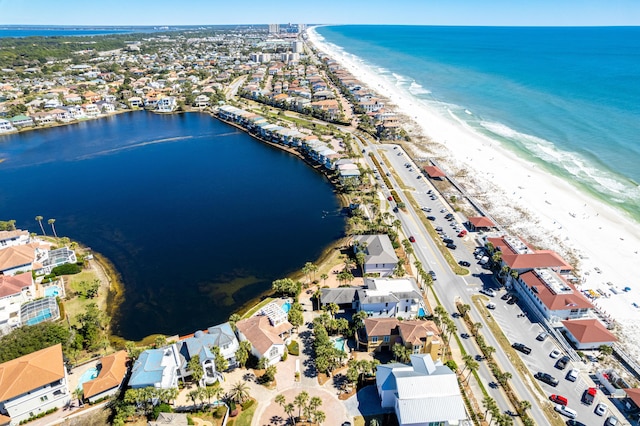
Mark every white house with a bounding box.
[0,273,35,329]
[128,346,180,389]
[156,97,177,113]
[357,277,425,319]
[207,322,240,367]
[0,344,71,425]
[353,235,399,277]
[376,354,467,426]
[0,119,15,133]
[235,303,293,366]
[0,230,30,249]
[175,331,223,386]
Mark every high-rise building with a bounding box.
[268,24,280,34]
[292,41,304,53]
[298,24,307,33]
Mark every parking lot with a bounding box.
[489,287,620,425]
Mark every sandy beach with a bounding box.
[307,27,640,360]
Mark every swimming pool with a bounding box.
[282,301,291,313]
[418,308,426,317]
[77,366,100,390]
[333,337,347,353]
[44,285,61,298]
[25,308,52,326]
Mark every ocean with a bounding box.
[315,25,640,221]
[0,112,345,340]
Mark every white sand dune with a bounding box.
[307,27,640,360]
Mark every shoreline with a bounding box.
[307,26,640,359]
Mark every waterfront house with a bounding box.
[0,119,15,133]
[81,103,100,117]
[129,346,180,389]
[193,94,210,108]
[235,302,293,366]
[95,100,115,114]
[175,331,222,386]
[320,287,358,311]
[128,97,143,108]
[0,230,30,249]
[357,277,425,319]
[352,235,398,277]
[81,350,128,403]
[376,354,467,426]
[0,344,71,426]
[207,322,240,367]
[0,273,34,329]
[7,115,33,128]
[0,245,37,276]
[30,111,55,125]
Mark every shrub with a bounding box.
[281,350,288,361]
[51,263,81,276]
[152,403,173,419]
[187,416,194,425]
[242,399,255,410]
[287,341,299,356]
[214,406,226,418]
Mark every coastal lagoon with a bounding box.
[0,112,345,340]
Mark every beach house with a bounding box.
[357,277,425,319]
[376,354,467,426]
[175,331,223,386]
[235,302,293,366]
[352,235,399,277]
[0,344,71,425]
[359,318,441,359]
[207,322,240,368]
[0,273,35,329]
[81,351,129,403]
[128,346,181,389]
[0,230,30,249]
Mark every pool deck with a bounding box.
[68,359,101,395]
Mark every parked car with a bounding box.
[427,215,436,221]
[512,343,532,355]
[604,415,619,426]
[501,293,511,300]
[507,296,518,305]
[550,394,568,406]
[428,270,436,280]
[555,355,570,370]
[446,243,457,250]
[566,369,579,382]
[421,207,431,212]
[536,332,548,342]
[550,349,562,359]
[459,260,471,267]
[554,404,577,419]
[457,231,467,237]
[535,372,559,387]
[409,236,416,243]
[443,238,454,244]
[480,288,496,297]
[435,226,443,232]
[595,402,607,416]
[487,302,496,310]
[582,387,597,405]
[387,196,393,201]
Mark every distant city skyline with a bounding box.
[1,0,639,27]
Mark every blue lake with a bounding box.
[0,112,345,340]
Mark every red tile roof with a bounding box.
[520,270,592,311]
[503,252,573,270]
[561,319,617,344]
[0,344,65,401]
[468,217,495,228]
[0,245,34,272]
[0,273,32,298]
[236,316,291,355]
[624,387,640,407]
[424,166,445,178]
[82,351,128,399]
[397,320,441,346]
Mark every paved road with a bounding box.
[355,135,551,424]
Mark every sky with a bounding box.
[0,0,639,27]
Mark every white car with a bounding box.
[566,369,579,382]
[550,349,562,359]
[595,402,607,416]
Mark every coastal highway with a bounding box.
[355,134,551,424]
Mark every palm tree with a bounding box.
[313,410,326,425]
[72,387,84,406]
[460,354,474,375]
[464,359,479,382]
[48,218,58,238]
[294,390,309,420]
[519,400,532,413]
[483,395,497,420]
[203,386,217,406]
[320,273,328,286]
[229,381,250,404]
[275,394,286,407]
[284,403,295,423]
[35,216,46,236]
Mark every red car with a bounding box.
[458,230,467,237]
[409,236,416,243]
[387,196,394,201]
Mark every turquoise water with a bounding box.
[333,337,347,352]
[25,308,52,326]
[44,286,60,297]
[418,307,425,317]
[77,367,100,390]
[282,301,291,313]
[316,26,640,222]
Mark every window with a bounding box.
[53,390,63,396]
[372,336,378,343]
[383,336,390,342]
[405,306,408,312]
[223,344,229,350]
[40,395,48,402]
